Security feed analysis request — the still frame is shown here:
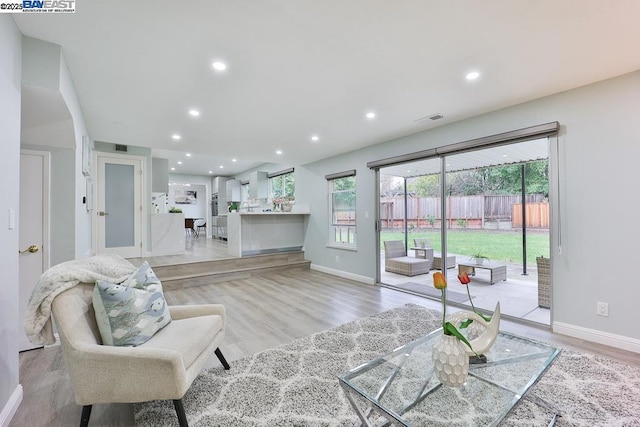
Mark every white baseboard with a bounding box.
[310,264,374,285]
[0,385,23,427]
[553,321,640,354]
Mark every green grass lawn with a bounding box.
[381,229,550,265]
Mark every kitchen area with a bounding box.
[211,171,310,258]
[150,159,310,259]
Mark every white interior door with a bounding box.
[19,150,50,351]
[96,154,143,258]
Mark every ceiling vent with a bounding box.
[115,144,128,152]
[414,113,444,122]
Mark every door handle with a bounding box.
[19,244,39,254]
[97,211,109,216]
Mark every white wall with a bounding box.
[0,15,23,425]
[298,71,640,351]
[168,174,213,235]
[21,36,91,264]
[168,184,207,218]
[57,46,93,259]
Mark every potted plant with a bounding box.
[169,207,182,213]
[272,197,293,212]
[469,250,489,265]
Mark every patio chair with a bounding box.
[536,256,551,308]
[413,238,456,270]
[384,240,431,276]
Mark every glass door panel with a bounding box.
[444,139,550,324]
[378,158,442,289]
[105,163,135,248]
[376,138,550,326]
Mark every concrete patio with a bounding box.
[380,253,550,325]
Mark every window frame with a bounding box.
[326,170,357,249]
[268,168,295,201]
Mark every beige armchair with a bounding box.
[51,283,228,427]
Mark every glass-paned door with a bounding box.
[378,157,442,289]
[376,138,551,326]
[443,139,550,323]
[96,154,143,258]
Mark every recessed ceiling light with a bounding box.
[208,170,213,174]
[188,109,200,117]
[276,150,283,155]
[231,158,237,162]
[186,153,192,157]
[502,154,509,158]
[219,165,224,169]
[212,61,227,71]
[311,135,319,142]
[170,167,175,171]
[177,161,182,165]
[466,71,480,80]
[171,134,181,140]
[366,112,376,119]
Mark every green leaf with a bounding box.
[459,319,473,329]
[479,313,492,322]
[444,322,474,352]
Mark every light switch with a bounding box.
[8,208,15,229]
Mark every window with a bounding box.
[327,170,356,247]
[241,182,249,203]
[268,169,295,201]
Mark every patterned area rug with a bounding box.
[134,304,640,426]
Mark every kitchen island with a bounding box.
[227,211,310,257]
[150,213,185,256]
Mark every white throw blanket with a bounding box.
[25,254,137,345]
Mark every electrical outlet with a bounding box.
[335,255,340,263]
[596,302,609,317]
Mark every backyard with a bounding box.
[380,229,550,265]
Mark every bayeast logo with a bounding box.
[22,0,75,12]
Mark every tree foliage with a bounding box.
[331,176,356,210]
[407,160,548,197]
[271,173,295,199]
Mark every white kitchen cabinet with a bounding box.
[226,179,241,202]
[249,171,268,199]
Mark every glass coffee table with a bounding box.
[339,329,560,426]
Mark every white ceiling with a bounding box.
[13,0,640,176]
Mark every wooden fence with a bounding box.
[381,194,548,229]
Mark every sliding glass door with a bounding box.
[376,137,551,325]
[379,158,442,291]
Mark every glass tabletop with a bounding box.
[339,329,560,426]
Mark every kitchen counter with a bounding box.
[150,213,185,256]
[235,211,307,215]
[227,211,310,257]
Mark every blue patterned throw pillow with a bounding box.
[93,262,172,346]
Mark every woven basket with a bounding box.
[536,256,551,308]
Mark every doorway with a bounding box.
[19,149,50,351]
[377,138,551,325]
[95,153,144,258]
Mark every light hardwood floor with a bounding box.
[12,268,640,427]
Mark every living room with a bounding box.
[2,2,640,425]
